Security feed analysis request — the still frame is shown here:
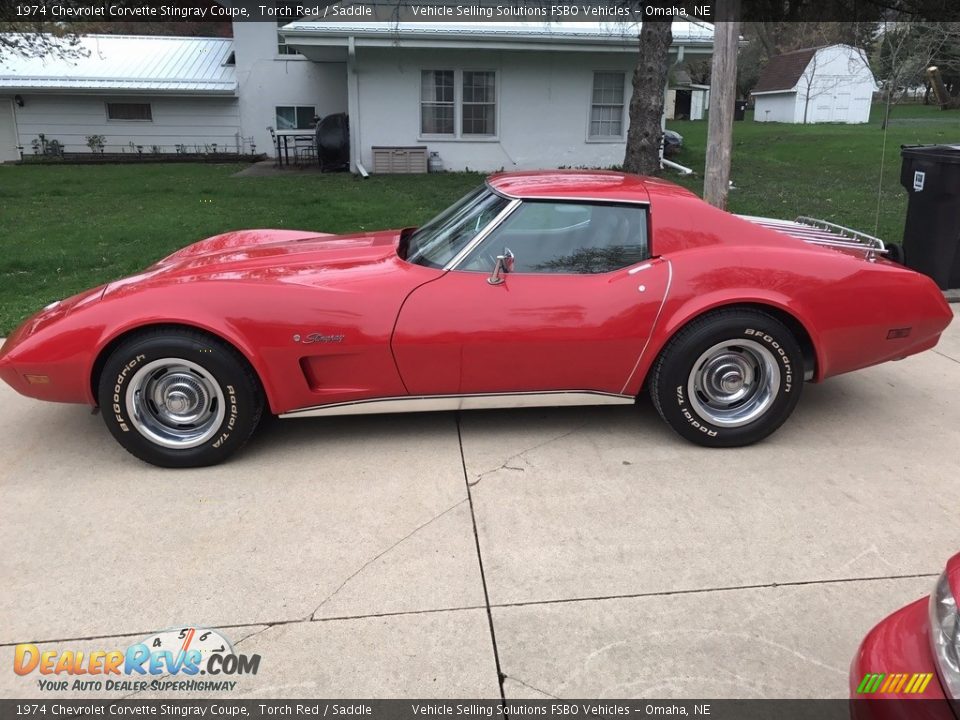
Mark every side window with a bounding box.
[459,201,648,274]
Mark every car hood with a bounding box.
[105,228,406,294]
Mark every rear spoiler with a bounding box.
[738,215,888,262]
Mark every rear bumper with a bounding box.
[850,597,955,720]
[818,270,954,380]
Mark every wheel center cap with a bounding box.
[165,390,192,414]
[719,370,744,394]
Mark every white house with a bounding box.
[752,44,875,124]
[279,19,714,172]
[0,20,714,171]
[0,35,242,161]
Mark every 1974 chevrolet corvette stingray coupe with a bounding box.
[0,171,952,467]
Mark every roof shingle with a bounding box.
[752,47,819,94]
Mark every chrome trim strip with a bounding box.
[619,258,673,395]
[443,197,522,271]
[279,391,636,419]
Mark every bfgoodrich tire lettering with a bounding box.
[97,329,264,468]
[649,309,803,448]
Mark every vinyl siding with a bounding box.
[10,94,242,154]
[352,46,650,172]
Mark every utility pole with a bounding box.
[703,12,740,209]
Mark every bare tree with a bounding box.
[738,21,878,99]
[0,23,87,66]
[623,18,672,176]
[874,21,960,128]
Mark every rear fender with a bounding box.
[625,288,825,395]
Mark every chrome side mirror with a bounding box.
[487,248,515,285]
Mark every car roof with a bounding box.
[487,170,652,204]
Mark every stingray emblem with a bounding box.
[294,333,345,344]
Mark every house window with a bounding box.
[276,12,305,55]
[420,70,455,135]
[421,69,497,138]
[106,102,152,121]
[461,71,496,136]
[275,106,316,130]
[589,72,626,139]
[277,34,299,55]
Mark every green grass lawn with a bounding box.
[668,102,960,243]
[1,102,957,335]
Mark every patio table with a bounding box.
[274,129,316,167]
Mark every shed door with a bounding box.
[834,92,851,123]
[814,99,833,123]
[0,100,18,162]
[690,91,705,121]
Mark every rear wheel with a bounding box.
[97,329,264,467]
[649,309,803,447]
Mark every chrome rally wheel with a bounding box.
[97,329,264,468]
[649,309,803,448]
[687,339,781,428]
[126,358,226,449]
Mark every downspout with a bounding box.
[347,36,368,177]
[658,44,695,175]
[660,44,684,162]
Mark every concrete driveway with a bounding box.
[2,307,958,700]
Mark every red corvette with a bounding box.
[0,171,952,467]
[850,553,960,719]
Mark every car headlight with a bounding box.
[930,571,960,698]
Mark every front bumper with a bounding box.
[0,286,107,405]
[850,597,955,720]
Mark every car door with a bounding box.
[391,199,670,397]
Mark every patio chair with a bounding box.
[293,134,318,168]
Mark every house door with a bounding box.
[0,100,19,162]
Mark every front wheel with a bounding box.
[649,309,803,447]
[97,329,264,468]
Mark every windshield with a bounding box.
[405,186,511,268]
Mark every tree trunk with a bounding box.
[623,19,672,176]
[881,89,894,130]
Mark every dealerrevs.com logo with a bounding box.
[14,626,260,693]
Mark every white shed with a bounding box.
[752,44,875,124]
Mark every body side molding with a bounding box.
[279,390,636,418]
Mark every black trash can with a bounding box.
[734,100,748,121]
[900,144,960,290]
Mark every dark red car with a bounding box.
[0,171,952,467]
[850,553,960,719]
